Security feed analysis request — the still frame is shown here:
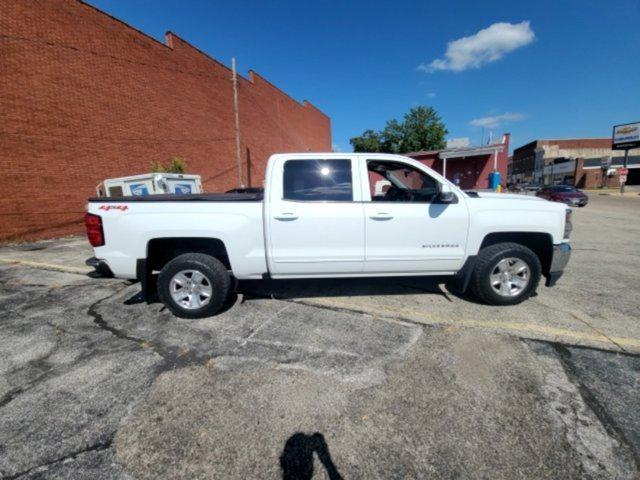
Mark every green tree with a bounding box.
[151,156,187,174]
[402,106,447,152]
[349,129,381,153]
[380,119,405,153]
[350,106,448,153]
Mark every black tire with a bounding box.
[469,242,541,306]
[158,253,231,318]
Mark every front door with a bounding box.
[267,157,365,276]
[362,159,469,273]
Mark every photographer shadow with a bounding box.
[280,432,343,480]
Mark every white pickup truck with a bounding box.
[85,153,571,318]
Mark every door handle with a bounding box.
[274,212,299,221]
[370,212,393,220]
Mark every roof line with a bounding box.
[73,0,328,116]
[76,0,171,51]
[406,142,504,157]
[165,31,239,77]
[538,137,611,141]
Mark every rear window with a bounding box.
[283,159,353,201]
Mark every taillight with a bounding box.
[84,213,105,247]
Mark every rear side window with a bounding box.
[283,159,353,201]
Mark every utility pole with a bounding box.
[612,122,639,196]
[232,57,244,188]
[620,148,629,195]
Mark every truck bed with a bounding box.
[88,192,263,203]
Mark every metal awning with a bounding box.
[438,144,504,159]
[438,144,504,178]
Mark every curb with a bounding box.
[0,258,91,275]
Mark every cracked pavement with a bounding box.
[1,194,639,479]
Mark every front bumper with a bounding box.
[545,243,571,286]
[565,198,588,207]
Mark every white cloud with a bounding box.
[426,92,436,98]
[469,112,525,129]
[419,21,534,72]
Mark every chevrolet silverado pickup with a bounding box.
[85,153,572,318]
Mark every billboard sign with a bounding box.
[612,122,640,150]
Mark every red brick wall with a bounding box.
[541,138,612,149]
[0,0,331,241]
[574,159,621,189]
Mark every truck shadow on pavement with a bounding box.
[121,275,469,314]
[238,276,455,302]
[280,432,344,480]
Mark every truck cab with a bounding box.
[264,153,468,276]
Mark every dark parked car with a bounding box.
[536,185,588,207]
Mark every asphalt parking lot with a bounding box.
[1,193,639,479]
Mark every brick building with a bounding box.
[574,155,640,188]
[406,134,510,190]
[0,0,331,241]
[510,138,639,187]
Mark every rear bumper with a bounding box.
[545,243,571,287]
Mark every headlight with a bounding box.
[564,208,572,239]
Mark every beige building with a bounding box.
[511,138,633,185]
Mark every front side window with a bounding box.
[283,159,353,201]
[367,160,439,202]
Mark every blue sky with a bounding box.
[89,0,639,152]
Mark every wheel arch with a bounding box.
[479,232,553,275]
[146,237,232,273]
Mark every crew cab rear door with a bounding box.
[265,156,365,276]
[360,157,469,273]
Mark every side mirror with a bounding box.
[438,184,455,203]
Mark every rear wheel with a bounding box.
[470,242,541,306]
[158,253,230,318]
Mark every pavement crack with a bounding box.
[532,299,628,353]
[87,287,214,372]
[2,438,113,480]
[551,343,640,472]
[0,357,59,410]
[0,387,26,409]
[88,287,149,347]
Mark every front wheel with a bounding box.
[158,253,231,318]
[469,242,541,306]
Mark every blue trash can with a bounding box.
[489,171,501,191]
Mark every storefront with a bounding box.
[406,134,510,190]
